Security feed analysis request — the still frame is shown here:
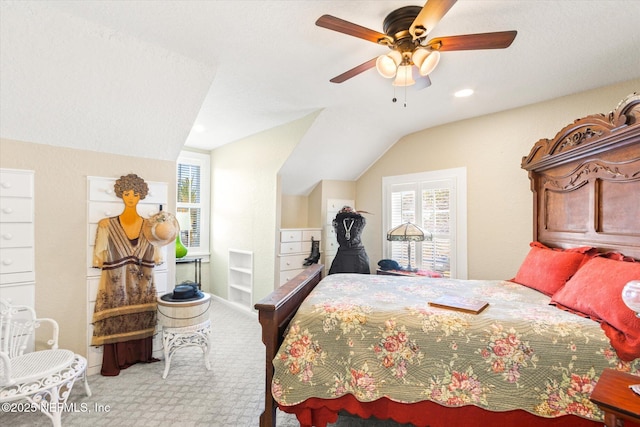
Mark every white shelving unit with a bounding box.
[228,249,253,311]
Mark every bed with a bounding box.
[255,93,640,427]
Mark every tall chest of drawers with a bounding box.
[0,168,35,310]
[278,228,321,286]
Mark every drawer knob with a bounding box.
[2,259,13,266]
[0,182,11,189]
[2,207,13,214]
[2,233,13,240]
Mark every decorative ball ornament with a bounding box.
[622,280,640,318]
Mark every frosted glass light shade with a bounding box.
[392,65,415,86]
[376,51,402,78]
[622,280,640,318]
[412,49,440,76]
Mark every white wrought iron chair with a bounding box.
[0,299,91,427]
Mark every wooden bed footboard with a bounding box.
[254,263,325,427]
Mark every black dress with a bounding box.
[328,211,370,274]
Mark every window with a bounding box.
[176,150,210,260]
[382,167,467,278]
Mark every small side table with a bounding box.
[590,369,640,426]
[161,319,212,379]
[176,257,202,289]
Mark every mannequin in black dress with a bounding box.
[328,206,370,274]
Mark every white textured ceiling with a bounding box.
[1,1,639,195]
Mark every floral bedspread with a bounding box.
[272,274,640,421]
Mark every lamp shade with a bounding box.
[392,65,416,87]
[376,51,402,78]
[412,49,440,76]
[387,222,431,242]
[622,280,640,318]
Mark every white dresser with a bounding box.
[323,199,354,270]
[0,169,35,310]
[278,228,322,286]
[86,176,169,375]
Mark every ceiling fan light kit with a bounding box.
[412,49,440,76]
[376,50,403,78]
[315,0,517,91]
[392,65,416,87]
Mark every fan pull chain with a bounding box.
[391,88,408,107]
[404,83,408,107]
[390,70,409,107]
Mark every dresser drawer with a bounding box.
[0,170,33,198]
[88,201,164,224]
[279,253,308,271]
[0,223,34,248]
[88,202,123,223]
[0,283,35,307]
[279,268,306,286]
[137,204,163,218]
[280,230,302,243]
[0,247,34,275]
[302,229,322,241]
[0,197,33,222]
[280,242,302,254]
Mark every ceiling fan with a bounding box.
[316,0,517,87]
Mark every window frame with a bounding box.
[382,167,468,279]
[176,150,210,261]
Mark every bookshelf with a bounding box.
[228,249,253,311]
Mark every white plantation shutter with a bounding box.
[421,183,453,276]
[383,168,466,278]
[177,163,201,247]
[176,151,210,258]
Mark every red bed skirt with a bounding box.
[279,394,640,427]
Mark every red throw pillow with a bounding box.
[513,245,587,296]
[550,256,640,361]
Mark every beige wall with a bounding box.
[210,113,317,306]
[281,195,309,228]
[0,138,176,356]
[357,79,640,280]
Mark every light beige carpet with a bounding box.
[1,299,408,426]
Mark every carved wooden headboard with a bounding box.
[521,93,640,260]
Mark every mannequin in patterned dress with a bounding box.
[91,174,164,376]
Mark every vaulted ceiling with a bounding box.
[1,1,639,195]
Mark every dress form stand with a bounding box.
[328,207,370,275]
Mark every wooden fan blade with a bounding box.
[426,31,517,51]
[316,15,391,44]
[329,58,378,83]
[410,0,457,40]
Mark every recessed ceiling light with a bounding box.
[454,89,474,98]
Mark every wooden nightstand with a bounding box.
[590,369,640,426]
